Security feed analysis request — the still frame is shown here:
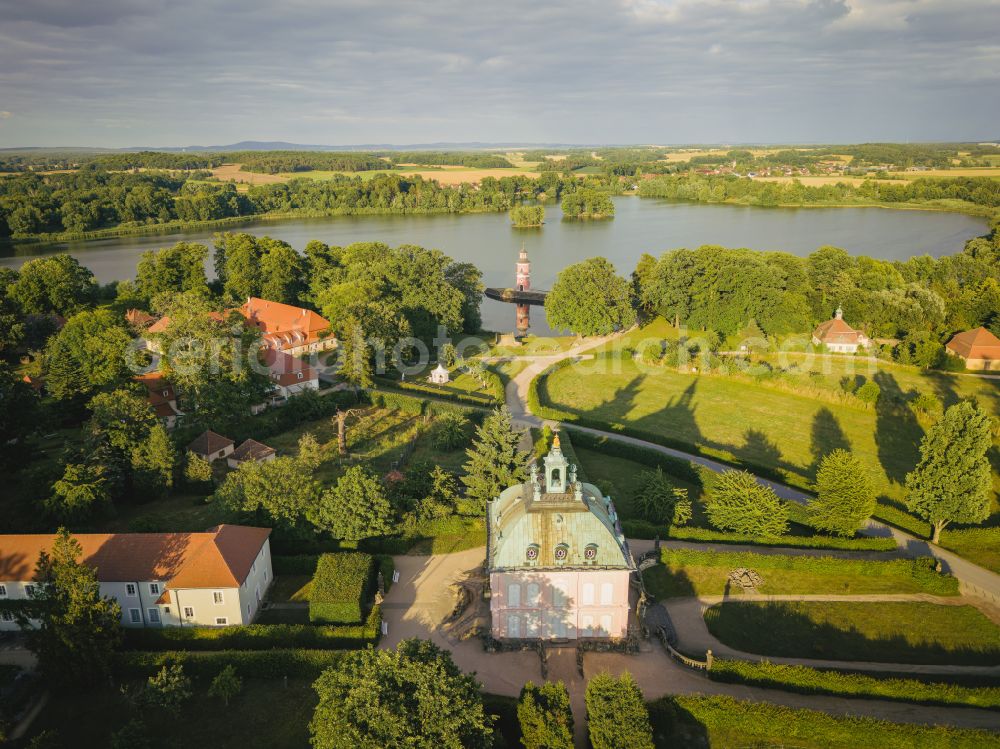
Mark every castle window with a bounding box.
[584,544,598,562]
[507,583,521,607]
[525,544,539,562]
[551,468,561,485]
[554,544,569,562]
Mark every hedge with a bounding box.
[310,552,374,624]
[649,694,1000,749]
[373,375,499,407]
[873,498,933,539]
[658,548,959,596]
[620,521,896,551]
[565,429,703,487]
[121,606,381,651]
[370,387,486,421]
[272,554,321,575]
[115,648,349,681]
[709,659,1000,709]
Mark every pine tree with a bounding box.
[807,449,875,537]
[706,470,789,537]
[337,318,373,390]
[461,406,529,510]
[905,400,993,543]
[20,528,123,686]
[183,452,213,487]
[131,424,176,498]
[518,681,574,749]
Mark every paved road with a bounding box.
[505,334,1000,604]
[380,548,1000,733]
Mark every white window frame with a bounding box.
[149,583,160,595]
[526,582,541,607]
[215,617,228,626]
[147,608,161,624]
[125,583,137,597]
[213,591,225,605]
[0,584,7,597]
[507,583,521,607]
[183,606,195,619]
[24,584,35,597]
[600,582,614,606]
[581,582,595,606]
[129,608,141,624]
[600,614,613,635]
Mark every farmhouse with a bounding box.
[228,439,276,468]
[0,525,273,630]
[811,307,870,353]
[486,436,635,640]
[187,430,235,462]
[945,326,1000,371]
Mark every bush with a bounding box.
[708,659,1000,709]
[309,552,374,624]
[121,607,381,651]
[910,391,944,421]
[856,380,881,405]
[705,470,789,537]
[585,673,654,749]
[272,554,320,575]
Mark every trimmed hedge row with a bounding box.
[115,648,348,681]
[310,552,373,624]
[121,606,381,651]
[373,375,500,406]
[370,387,486,422]
[649,694,1000,749]
[566,429,702,488]
[659,548,959,595]
[709,659,1000,709]
[621,520,897,551]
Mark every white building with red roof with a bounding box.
[135,371,183,429]
[811,307,870,354]
[946,327,1000,371]
[240,297,336,356]
[0,525,272,629]
[260,347,319,399]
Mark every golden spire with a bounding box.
[552,433,560,449]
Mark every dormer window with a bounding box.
[585,544,598,562]
[554,543,569,562]
[525,544,539,562]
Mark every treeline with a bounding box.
[639,173,1000,209]
[383,151,514,168]
[235,151,386,174]
[0,169,584,238]
[85,151,226,171]
[633,229,1000,348]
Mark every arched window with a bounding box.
[551,468,561,485]
[507,583,521,607]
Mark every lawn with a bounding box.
[28,678,316,748]
[649,694,1000,749]
[641,549,958,598]
[267,575,313,603]
[704,601,1000,665]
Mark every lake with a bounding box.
[0,197,987,335]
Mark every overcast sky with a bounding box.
[0,0,997,148]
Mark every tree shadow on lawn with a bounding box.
[703,601,1000,666]
[808,406,852,478]
[873,371,924,486]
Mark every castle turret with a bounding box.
[516,244,530,292]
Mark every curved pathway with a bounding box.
[379,548,1000,732]
[505,334,1000,604]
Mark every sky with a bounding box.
[0,0,998,148]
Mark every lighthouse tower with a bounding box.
[516,244,530,291]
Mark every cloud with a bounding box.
[0,0,995,146]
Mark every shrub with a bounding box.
[910,391,944,421]
[433,411,469,450]
[116,649,348,680]
[309,552,374,624]
[517,681,574,749]
[585,673,654,749]
[856,380,881,405]
[121,607,382,651]
[709,659,1000,709]
[207,664,243,706]
[705,470,789,537]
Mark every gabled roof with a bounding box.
[230,439,276,463]
[812,317,864,344]
[135,372,176,406]
[241,297,331,349]
[946,327,1000,360]
[187,430,235,456]
[260,347,317,386]
[125,309,158,328]
[0,525,271,588]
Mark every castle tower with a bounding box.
[542,434,569,493]
[516,244,530,292]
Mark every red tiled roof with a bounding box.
[812,317,865,344]
[0,525,271,588]
[241,297,331,351]
[946,327,1000,360]
[230,439,276,464]
[260,348,317,387]
[187,430,235,456]
[125,309,158,328]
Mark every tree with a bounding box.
[905,400,993,543]
[462,406,529,511]
[584,673,653,749]
[258,238,305,304]
[19,528,122,686]
[312,465,393,541]
[633,468,689,525]
[134,242,210,304]
[511,205,545,227]
[310,638,493,749]
[130,424,177,498]
[87,390,157,453]
[433,411,468,450]
[43,309,133,403]
[45,462,110,521]
[334,407,363,456]
[444,261,485,333]
[110,720,151,749]
[0,363,39,465]
[545,257,637,336]
[561,189,615,219]
[297,432,324,471]
[336,319,373,389]
[856,380,881,405]
[807,450,876,537]
[7,254,96,316]
[217,455,322,530]
[208,664,243,706]
[705,470,789,537]
[184,451,214,487]
[517,681,573,749]
[143,664,192,714]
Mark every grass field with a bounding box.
[704,601,1000,665]
[649,694,1000,749]
[641,549,957,598]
